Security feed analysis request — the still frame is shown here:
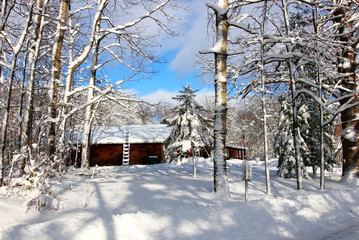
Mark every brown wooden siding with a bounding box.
[90,144,123,166]
[226,147,246,160]
[129,144,163,165]
[90,143,164,166]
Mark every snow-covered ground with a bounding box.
[1,159,358,240]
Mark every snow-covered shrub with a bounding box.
[24,183,59,212]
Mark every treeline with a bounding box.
[0,0,181,187]
[200,0,358,192]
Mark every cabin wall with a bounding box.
[72,144,245,167]
[129,144,164,165]
[90,143,164,166]
[90,144,123,166]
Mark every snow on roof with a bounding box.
[72,124,173,144]
[226,144,246,150]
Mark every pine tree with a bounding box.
[164,85,212,177]
[297,97,336,176]
[274,96,301,178]
[274,94,337,178]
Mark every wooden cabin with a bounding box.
[72,125,172,166]
[72,124,246,167]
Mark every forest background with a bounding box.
[0,0,358,203]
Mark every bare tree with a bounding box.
[80,0,180,168]
[259,0,271,194]
[0,1,35,186]
[280,0,303,190]
[48,0,69,160]
[21,0,49,173]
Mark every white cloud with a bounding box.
[141,89,177,104]
[195,87,215,105]
[167,0,212,76]
[141,87,214,106]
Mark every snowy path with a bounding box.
[1,159,358,240]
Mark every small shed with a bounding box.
[226,145,246,160]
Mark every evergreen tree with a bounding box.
[274,94,337,178]
[163,85,212,177]
[274,96,307,178]
[297,97,337,176]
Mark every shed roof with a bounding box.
[72,124,173,145]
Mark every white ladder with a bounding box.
[122,130,130,165]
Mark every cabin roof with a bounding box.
[226,144,246,150]
[72,124,173,145]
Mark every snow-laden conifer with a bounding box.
[274,94,337,178]
[164,85,212,177]
[275,97,298,178]
[297,97,337,177]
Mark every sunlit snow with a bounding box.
[72,124,173,144]
[1,159,358,240]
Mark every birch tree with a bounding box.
[201,0,229,193]
[229,0,332,190]
[0,0,184,190]
[0,0,15,96]
[281,0,359,181]
[226,0,282,193]
[81,15,102,169]
[58,0,108,158]
[200,0,358,189]
[259,0,270,194]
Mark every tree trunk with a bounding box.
[192,147,197,178]
[18,52,29,152]
[0,0,15,101]
[333,4,359,179]
[49,0,68,159]
[211,0,229,193]
[281,0,303,190]
[318,70,325,189]
[260,0,270,194]
[60,0,108,149]
[312,3,325,190]
[81,21,101,169]
[22,0,47,173]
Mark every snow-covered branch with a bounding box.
[101,0,170,35]
[228,20,259,34]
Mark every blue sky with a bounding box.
[108,0,214,102]
[120,51,209,97]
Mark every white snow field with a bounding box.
[0,158,358,240]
